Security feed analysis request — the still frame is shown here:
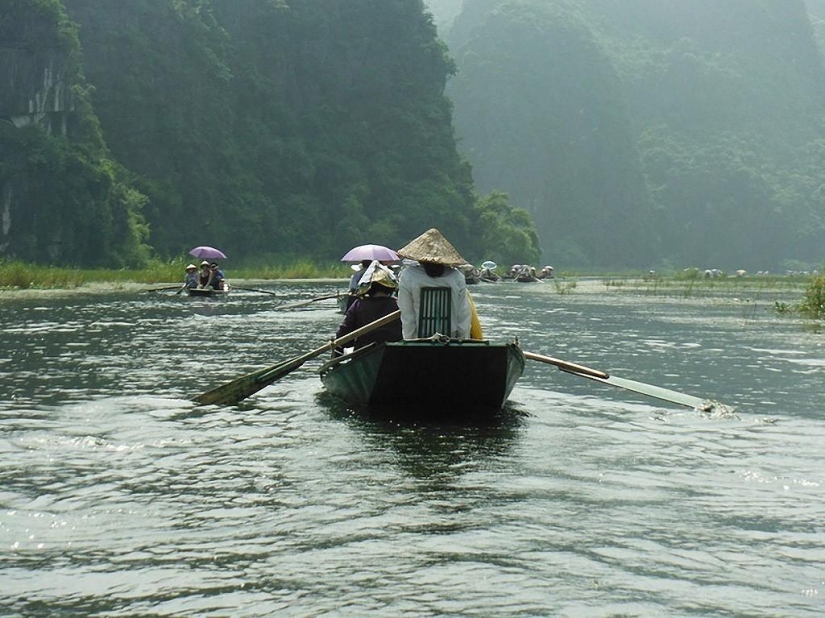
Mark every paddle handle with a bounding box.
[523,351,609,380]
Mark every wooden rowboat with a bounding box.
[318,338,525,412]
[186,287,230,297]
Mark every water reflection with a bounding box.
[319,391,525,483]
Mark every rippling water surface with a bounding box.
[1,280,823,616]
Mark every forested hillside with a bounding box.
[1,0,540,267]
[7,0,824,270]
[0,0,150,266]
[439,0,825,270]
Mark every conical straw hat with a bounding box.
[397,228,465,266]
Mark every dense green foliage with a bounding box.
[58,0,501,263]
[1,0,539,267]
[443,0,825,270]
[473,191,541,266]
[0,0,151,266]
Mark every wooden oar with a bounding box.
[277,293,341,310]
[231,286,282,297]
[144,285,183,293]
[523,351,716,411]
[193,310,401,406]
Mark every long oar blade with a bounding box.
[524,351,721,411]
[561,368,712,410]
[192,364,283,406]
[232,286,282,297]
[278,293,340,310]
[193,310,400,406]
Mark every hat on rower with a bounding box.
[200,260,210,267]
[186,264,197,271]
[356,260,398,295]
[396,228,465,266]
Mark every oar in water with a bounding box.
[193,309,401,406]
[523,351,726,412]
[277,293,342,310]
[231,286,282,297]
[144,285,184,293]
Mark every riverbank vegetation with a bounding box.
[0,259,352,290]
[799,275,825,319]
[601,269,817,304]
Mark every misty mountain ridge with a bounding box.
[2,0,824,271]
[433,0,825,270]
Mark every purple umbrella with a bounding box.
[340,244,399,262]
[189,246,228,260]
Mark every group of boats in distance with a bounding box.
[463,263,555,284]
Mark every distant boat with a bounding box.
[319,339,524,416]
[186,287,230,297]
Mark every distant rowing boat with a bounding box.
[186,287,230,297]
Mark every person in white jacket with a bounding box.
[396,228,471,339]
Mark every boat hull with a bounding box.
[186,288,229,297]
[319,340,524,411]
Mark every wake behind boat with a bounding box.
[318,337,525,413]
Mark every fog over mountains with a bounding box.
[430,0,825,270]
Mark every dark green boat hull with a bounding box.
[319,340,524,410]
[186,288,229,297]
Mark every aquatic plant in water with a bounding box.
[799,275,825,319]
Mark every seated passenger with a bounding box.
[183,264,199,289]
[209,262,226,290]
[335,261,402,354]
[197,261,212,288]
[396,228,471,339]
[346,259,372,310]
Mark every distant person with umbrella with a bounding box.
[188,246,228,291]
[334,261,402,355]
[340,244,400,311]
[209,262,227,290]
[197,261,212,288]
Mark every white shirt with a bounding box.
[397,264,471,339]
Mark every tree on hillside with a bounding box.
[473,191,541,266]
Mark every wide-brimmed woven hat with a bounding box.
[397,228,465,266]
[356,260,398,295]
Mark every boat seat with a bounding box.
[418,286,451,338]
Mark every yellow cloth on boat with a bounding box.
[468,291,483,340]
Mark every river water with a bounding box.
[1,280,822,617]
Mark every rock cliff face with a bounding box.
[0,1,149,267]
[0,1,76,257]
[0,4,75,134]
